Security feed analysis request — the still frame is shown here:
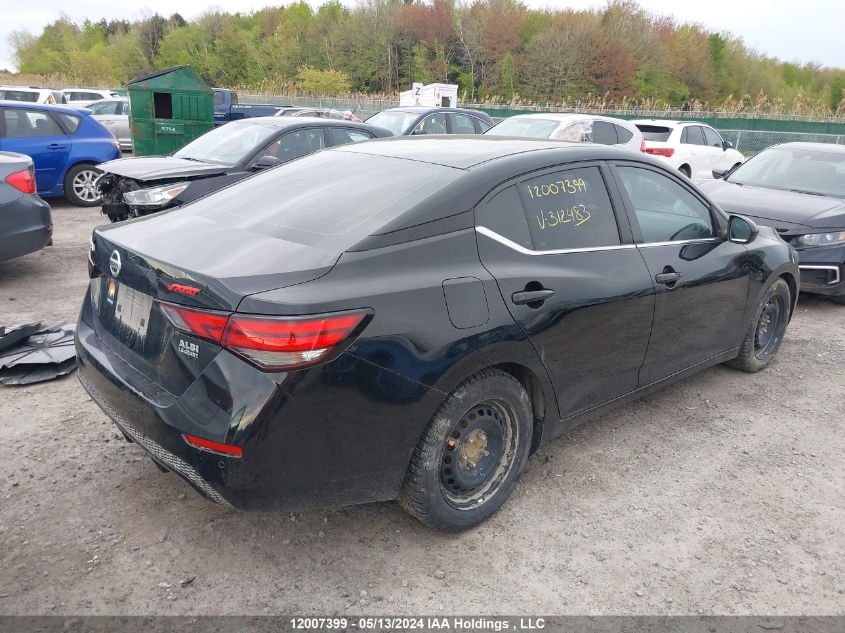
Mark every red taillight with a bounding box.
[5,167,36,194]
[645,146,675,158]
[639,139,647,153]
[159,303,228,343]
[183,433,243,457]
[223,312,367,370]
[166,282,201,296]
[159,302,369,370]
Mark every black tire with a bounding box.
[679,165,692,178]
[726,278,791,373]
[64,163,102,207]
[399,368,533,531]
[829,294,845,305]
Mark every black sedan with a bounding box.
[366,107,493,135]
[96,117,393,221]
[701,142,845,303]
[77,137,797,531]
[0,151,52,262]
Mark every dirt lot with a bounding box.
[0,202,843,616]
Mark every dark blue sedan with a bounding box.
[366,107,493,136]
[0,101,121,206]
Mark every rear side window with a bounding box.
[183,151,460,249]
[328,128,372,146]
[476,187,533,249]
[0,90,39,102]
[518,166,620,251]
[88,101,120,115]
[416,113,447,135]
[591,120,618,145]
[450,113,476,134]
[636,125,672,142]
[682,126,706,145]
[615,125,634,143]
[56,113,81,133]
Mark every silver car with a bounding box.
[485,112,644,151]
[85,97,132,151]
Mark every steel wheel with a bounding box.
[439,399,518,509]
[754,294,784,358]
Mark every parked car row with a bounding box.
[0,85,119,105]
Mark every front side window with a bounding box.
[616,166,716,242]
[556,120,592,142]
[416,113,447,135]
[256,128,325,164]
[2,109,64,137]
[365,110,420,135]
[518,166,620,251]
[702,127,723,148]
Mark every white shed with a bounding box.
[399,83,459,108]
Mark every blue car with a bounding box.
[0,100,120,206]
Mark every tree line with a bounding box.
[9,0,845,116]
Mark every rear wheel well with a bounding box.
[493,362,547,454]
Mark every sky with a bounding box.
[0,0,842,74]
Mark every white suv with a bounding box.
[61,88,120,104]
[0,86,66,104]
[632,119,745,179]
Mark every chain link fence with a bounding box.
[717,129,845,156]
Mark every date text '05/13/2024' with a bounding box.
[289,617,547,631]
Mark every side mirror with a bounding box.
[253,155,281,170]
[722,141,733,151]
[728,215,759,245]
[712,168,727,179]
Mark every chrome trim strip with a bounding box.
[638,238,721,248]
[799,264,841,285]
[475,226,637,256]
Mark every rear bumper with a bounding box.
[0,195,52,262]
[74,310,435,512]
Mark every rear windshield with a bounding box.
[0,90,39,102]
[485,117,560,139]
[635,124,672,142]
[181,150,461,249]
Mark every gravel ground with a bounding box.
[0,202,843,616]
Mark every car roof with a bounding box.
[505,112,638,126]
[771,142,845,154]
[630,119,706,127]
[334,135,643,169]
[0,100,89,114]
[383,106,488,116]
[235,116,386,129]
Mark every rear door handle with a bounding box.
[47,144,65,150]
[511,289,555,305]
[655,272,682,285]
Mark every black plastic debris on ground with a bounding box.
[0,322,77,386]
[0,321,42,354]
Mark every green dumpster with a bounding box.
[127,66,214,156]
